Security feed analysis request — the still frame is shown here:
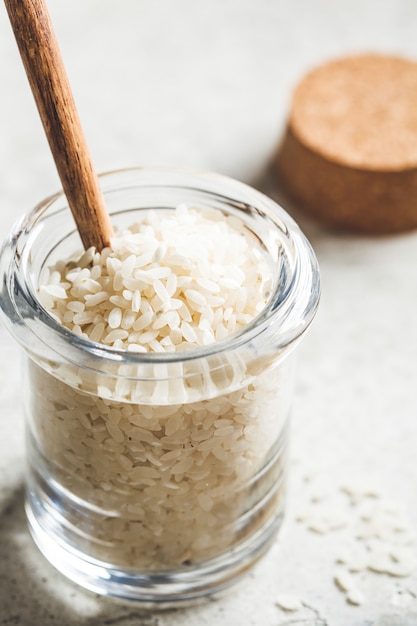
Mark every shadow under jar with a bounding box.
[0,167,320,605]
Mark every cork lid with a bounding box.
[290,54,417,171]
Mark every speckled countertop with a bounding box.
[0,1,416,624]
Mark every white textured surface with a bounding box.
[1,1,417,624]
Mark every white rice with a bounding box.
[38,205,272,351]
[32,204,290,569]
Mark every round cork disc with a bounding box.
[275,54,417,233]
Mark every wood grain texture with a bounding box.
[4,0,114,250]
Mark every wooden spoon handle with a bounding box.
[4,0,114,251]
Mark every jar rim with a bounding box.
[1,166,320,365]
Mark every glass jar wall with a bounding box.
[0,168,320,604]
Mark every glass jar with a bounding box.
[0,167,319,604]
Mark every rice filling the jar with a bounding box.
[0,167,320,603]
